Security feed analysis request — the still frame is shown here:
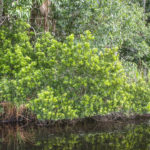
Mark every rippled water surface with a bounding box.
[0,122,150,150]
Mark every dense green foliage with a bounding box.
[28,31,128,120]
[0,0,150,120]
[2,0,150,66]
[0,22,150,120]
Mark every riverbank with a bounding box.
[1,104,150,128]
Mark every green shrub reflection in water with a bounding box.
[0,123,150,150]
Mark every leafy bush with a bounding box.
[0,21,34,103]
[27,31,130,120]
[27,31,150,119]
[0,21,32,77]
[0,21,43,103]
[0,22,150,120]
[126,79,150,114]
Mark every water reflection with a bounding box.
[0,125,35,150]
[0,122,150,150]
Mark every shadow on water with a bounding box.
[0,121,150,150]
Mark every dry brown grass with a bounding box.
[0,102,36,123]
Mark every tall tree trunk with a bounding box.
[143,0,146,13]
[0,0,3,26]
[0,0,3,18]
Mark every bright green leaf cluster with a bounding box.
[0,22,150,120]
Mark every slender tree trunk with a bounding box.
[0,0,3,17]
[143,0,146,13]
[0,0,3,26]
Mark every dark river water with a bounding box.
[0,121,150,150]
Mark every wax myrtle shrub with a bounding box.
[125,78,150,114]
[28,31,150,120]
[27,31,132,120]
[0,21,32,77]
[0,21,150,120]
[0,21,43,103]
[0,21,30,102]
[120,61,150,114]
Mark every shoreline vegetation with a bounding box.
[0,29,150,126]
[0,0,150,128]
[0,29,150,127]
[0,102,150,128]
[1,105,150,128]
